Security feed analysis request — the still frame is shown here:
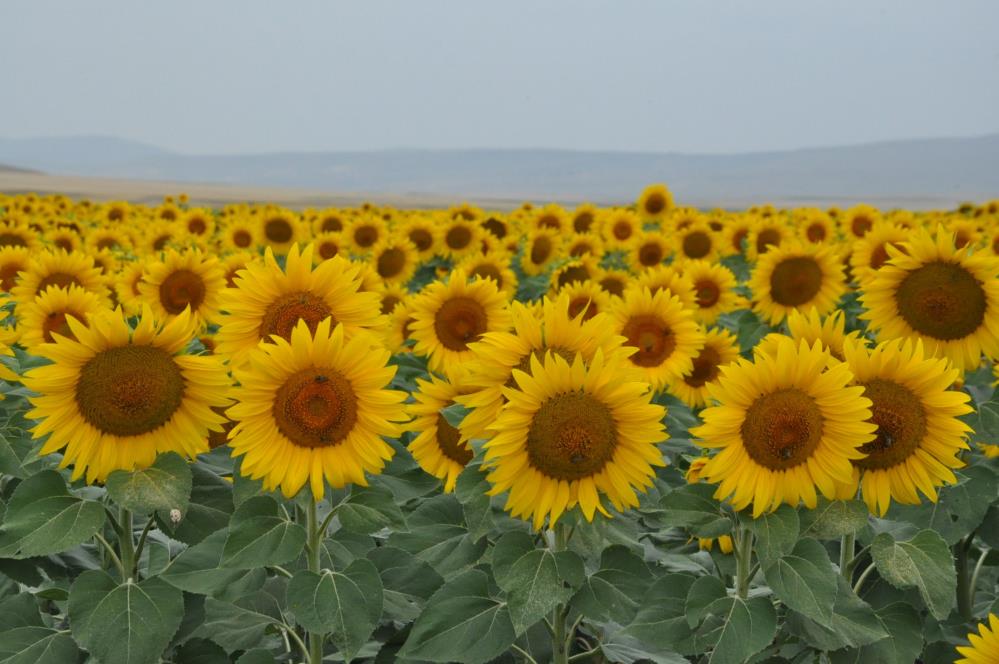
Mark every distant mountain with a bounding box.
[1,134,997,205]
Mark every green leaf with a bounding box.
[871,530,956,620]
[0,593,42,629]
[199,579,286,653]
[221,496,306,569]
[338,486,408,534]
[157,464,233,545]
[829,602,922,664]
[763,537,838,622]
[887,466,997,545]
[287,559,383,663]
[69,571,184,664]
[440,402,470,429]
[742,504,799,563]
[491,531,535,589]
[0,627,81,664]
[702,596,777,664]
[172,638,229,664]
[599,634,689,664]
[504,548,583,634]
[236,650,277,664]
[785,576,889,651]
[105,452,192,515]
[798,498,870,540]
[399,569,516,663]
[368,546,444,621]
[160,530,253,596]
[0,470,105,559]
[575,546,654,625]
[660,483,732,538]
[622,574,698,651]
[684,575,727,628]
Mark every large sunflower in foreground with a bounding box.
[409,373,475,492]
[483,350,666,529]
[860,227,999,372]
[692,337,876,517]
[611,287,704,392]
[408,268,511,377]
[749,241,846,325]
[216,244,383,367]
[956,614,999,664]
[457,294,629,442]
[139,248,225,329]
[227,319,407,500]
[838,338,972,516]
[23,306,231,483]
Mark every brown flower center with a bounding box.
[600,276,626,297]
[380,294,402,315]
[264,218,293,244]
[622,314,676,367]
[732,228,749,253]
[0,261,25,292]
[644,193,666,215]
[638,242,665,266]
[259,291,334,342]
[769,257,823,306]
[434,296,488,351]
[851,215,872,237]
[377,247,407,279]
[530,236,553,266]
[684,346,722,388]
[756,228,781,254]
[527,392,617,480]
[895,261,986,340]
[353,224,379,248]
[43,309,83,343]
[573,212,594,233]
[318,240,339,260]
[76,345,185,437]
[321,216,343,233]
[741,388,823,470]
[188,217,207,235]
[409,228,434,252]
[537,214,560,230]
[232,230,252,248]
[613,221,633,241]
[159,269,207,315]
[854,379,926,470]
[435,411,473,465]
[695,279,721,309]
[37,272,82,295]
[806,223,826,242]
[273,368,357,448]
[470,263,503,288]
[556,265,591,288]
[445,225,473,250]
[0,233,27,248]
[568,296,598,320]
[682,231,712,259]
[482,218,506,239]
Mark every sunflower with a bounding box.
[611,287,704,392]
[0,246,31,294]
[139,248,225,329]
[483,350,665,529]
[796,209,836,244]
[680,260,746,325]
[227,319,407,500]
[571,204,600,234]
[408,373,475,492]
[839,338,972,515]
[849,222,909,283]
[749,241,846,325]
[841,204,881,240]
[259,210,304,254]
[458,252,518,298]
[84,227,132,254]
[632,265,697,310]
[560,280,612,321]
[692,337,876,517]
[17,285,108,349]
[371,238,418,286]
[637,183,674,222]
[11,249,109,308]
[956,614,999,664]
[669,327,740,408]
[521,227,562,276]
[860,227,999,372]
[216,244,383,367]
[950,218,982,250]
[384,298,416,353]
[565,232,604,259]
[676,221,718,262]
[221,252,259,288]
[408,268,511,377]
[629,231,671,269]
[721,216,754,256]
[755,307,862,364]
[313,209,347,235]
[312,231,344,262]
[602,210,641,250]
[142,222,178,254]
[0,329,19,387]
[347,216,388,255]
[457,294,629,443]
[222,218,258,252]
[179,209,215,238]
[401,217,440,260]
[747,217,790,260]
[596,268,630,299]
[45,227,82,254]
[0,223,40,251]
[376,284,408,316]
[23,306,231,483]
[550,255,599,291]
[531,204,567,232]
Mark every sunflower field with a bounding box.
[0,187,998,664]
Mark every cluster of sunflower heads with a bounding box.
[1,188,999,663]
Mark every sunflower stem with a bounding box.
[956,537,975,622]
[306,499,324,664]
[839,532,856,579]
[117,508,136,582]
[735,526,754,600]
[551,521,572,664]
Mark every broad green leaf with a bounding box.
[388,524,486,575]
[338,486,408,534]
[368,546,444,621]
[160,529,252,596]
[702,596,777,664]
[105,452,192,515]
[684,575,727,628]
[0,594,42,629]
[575,546,654,625]
[0,470,105,559]
[660,483,732,538]
[157,464,233,545]
[440,402,470,429]
[221,496,306,569]
[287,559,382,663]
[399,569,516,663]
[742,504,799,563]
[491,531,535,589]
[69,571,184,664]
[172,638,229,664]
[829,602,922,664]
[871,530,956,620]
[236,650,277,664]
[763,538,838,622]
[887,466,997,545]
[600,634,689,664]
[785,576,889,651]
[0,626,81,664]
[622,574,698,651]
[798,498,870,540]
[504,548,583,634]
[199,579,286,653]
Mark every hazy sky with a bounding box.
[3,1,998,155]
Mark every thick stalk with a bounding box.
[735,527,754,600]
[551,523,571,664]
[306,500,324,663]
[956,537,974,621]
[118,508,135,582]
[839,532,856,579]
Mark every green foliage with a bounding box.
[105,451,192,515]
[870,530,956,620]
[0,470,104,558]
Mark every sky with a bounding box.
[3,0,998,156]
